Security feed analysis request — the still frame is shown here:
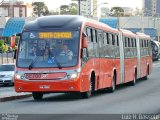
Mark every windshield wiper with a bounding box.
[50,51,62,69]
[28,56,39,70]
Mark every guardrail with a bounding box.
[0,52,14,64]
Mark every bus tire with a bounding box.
[143,66,149,80]
[32,92,43,100]
[108,74,116,93]
[143,75,148,80]
[81,76,94,99]
[130,74,136,86]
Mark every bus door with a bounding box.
[119,33,125,84]
[86,28,100,90]
[97,30,104,88]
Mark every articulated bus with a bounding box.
[14,15,152,100]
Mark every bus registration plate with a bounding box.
[25,73,42,79]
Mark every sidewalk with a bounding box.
[0,86,32,102]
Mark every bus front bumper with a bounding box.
[15,79,80,93]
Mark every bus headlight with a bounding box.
[67,73,78,79]
[16,74,25,80]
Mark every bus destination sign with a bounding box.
[39,32,72,39]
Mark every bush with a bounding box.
[0,40,4,53]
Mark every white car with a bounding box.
[0,64,15,85]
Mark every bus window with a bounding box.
[106,33,109,44]
[86,28,91,42]
[112,34,115,45]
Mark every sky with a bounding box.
[26,0,143,10]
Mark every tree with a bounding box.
[68,3,78,15]
[32,2,49,17]
[110,7,124,17]
[135,7,142,16]
[60,5,69,15]
[49,11,59,15]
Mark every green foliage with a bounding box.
[60,3,78,15]
[69,3,78,15]
[0,40,4,46]
[110,7,124,17]
[32,2,49,16]
[0,40,8,53]
[0,40,4,52]
[60,5,69,15]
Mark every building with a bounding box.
[99,16,160,40]
[0,0,33,17]
[92,0,97,17]
[78,0,97,17]
[143,0,160,16]
[80,0,91,16]
[0,1,10,17]
[100,7,110,17]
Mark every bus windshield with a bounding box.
[17,31,79,68]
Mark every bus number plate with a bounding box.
[25,73,42,79]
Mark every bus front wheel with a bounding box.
[32,92,43,100]
[81,79,94,99]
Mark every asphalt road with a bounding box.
[0,85,15,98]
[0,61,160,117]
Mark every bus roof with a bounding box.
[24,15,86,31]
[120,29,136,38]
[136,32,150,39]
[23,15,119,33]
[86,18,119,33]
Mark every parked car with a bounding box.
[151,40,160,61]
[0,64,15,85]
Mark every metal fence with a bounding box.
[0,52,14,64]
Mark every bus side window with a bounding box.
[112,34,115,45]
[106,33,109,44]
[86,28,91,42]
[94,30,99,57]
[85,27,94,58]
[97,30,104,57]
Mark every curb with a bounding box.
[0,94,32,102]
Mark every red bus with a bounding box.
[14,15,152,100]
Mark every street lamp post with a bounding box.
[88,2,108,18]
[78,0,80,15]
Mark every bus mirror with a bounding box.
[82,35,88,48]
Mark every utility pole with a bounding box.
[141,8,144,33]
[72,0,83,15]
[78,0,80,15]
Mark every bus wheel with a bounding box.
[108,75,116,93]
[130,74,136,86]
[81,80,93,99]
[143,66,149,80]
[143,75,148,80]
[32,92,43,100]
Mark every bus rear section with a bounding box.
[136,33,152,80]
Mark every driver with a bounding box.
[59,44,73,60]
